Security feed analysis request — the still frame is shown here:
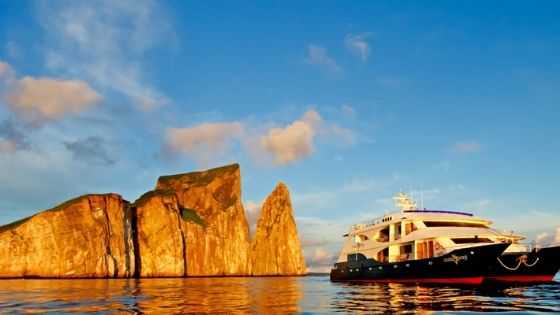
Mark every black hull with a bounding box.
[330,243,509,285]
[486,245,560,283]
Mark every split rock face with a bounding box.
[0,164,307,278]
[0,194,134,278]
[133,190,186,277]
[251,183,306,276]
[155,164,251,276]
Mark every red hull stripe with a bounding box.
[332,277,484,284]
[485,275,555,282]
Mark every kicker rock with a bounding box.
[251,183,306,276]
[156,164,251,276]
[0,194,134,278]
[133,190,187,277]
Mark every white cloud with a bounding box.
[1,61,101,125]
[259,110,321,165]
[306,44,340,72]
[452,140,481,153]
[165,109,356,167]
[6,77,101,124]
[166,122,244,165]
[345,33,371,62]
[38,0,173,111]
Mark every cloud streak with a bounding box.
[0,119,29,154]
[306,44,340,72]
[64,136,116,166]
[345,33,371,62]
[452,140,481,153]
[39,0,173,111]
[165,109,355,167]
[166,122,244,165]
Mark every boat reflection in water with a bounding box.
[0,276,558,313]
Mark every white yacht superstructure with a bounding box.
[337,193,524,265]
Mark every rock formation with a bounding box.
[133,190,186,277]
[0,164,306,278]
[251,183,306,276]
[0,194,134,278]
[155,164,251,276]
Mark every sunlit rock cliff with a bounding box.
[0,164,306,278]
[251,183,306,275]
[133,190,186,277]
[155,164,251,276]
[0,194,134,278]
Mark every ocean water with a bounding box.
[0,276,558,314]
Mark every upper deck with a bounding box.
[351,208,492,233]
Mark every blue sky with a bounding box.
[1,1,559,271]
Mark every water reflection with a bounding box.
[0,276,558,314]
[328,281,560,313]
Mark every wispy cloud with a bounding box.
[452,140,481,153]
[1,61,101,126]
[165,109,355,167]
[345,33,371,62]
[340,104,356,117]
[306,44,340,72]
[38,0,174,111]
[0,119,29,153]
[259,110,321,165]
[7,77,101,125]
[165,122,244,166]
[64,136,116,166]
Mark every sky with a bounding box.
[1,1,560,272]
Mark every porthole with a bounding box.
[378,266,383,270]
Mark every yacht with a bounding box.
[330,193,560,284]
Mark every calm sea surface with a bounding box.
[0,275,558,314]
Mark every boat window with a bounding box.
[416,240,435,259]
[377,247,389,263]
[376,227,389,242]
[398,243,413,261]
[423,221,488,228]
[404,222,417,235]
[451,237,492,244]
[394,224,402,240]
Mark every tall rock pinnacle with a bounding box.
[251,182,306,276]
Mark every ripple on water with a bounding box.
[0,276,558,314]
